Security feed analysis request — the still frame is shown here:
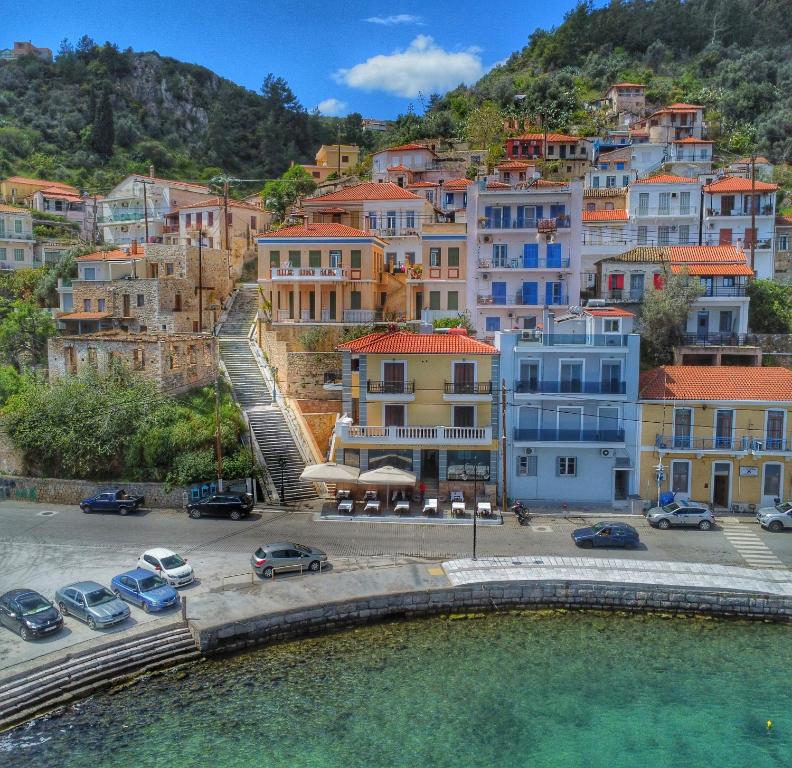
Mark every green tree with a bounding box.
[747,279,792,333]
[0,300,56,370]
[90,84,115,158]
[639,271,705,366]
[0,364,24,407]
[432,314,476,334]
[262,165,317,221]
[464,101,505,148]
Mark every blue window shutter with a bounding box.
[545,282,554,305]
[547,243,561,268]
[515,206,524,228]
[535,205,544,219]
[523,243,539,268]
[502,206,511,229]
[485,316,501,332]
[523,282,538,305]
[484,206,492,227]
[550,204,565,219]
[492,282,507,304]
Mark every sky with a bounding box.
[6,0,585,118]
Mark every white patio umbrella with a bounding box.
[358,465,417,512]
[299,462,360,484]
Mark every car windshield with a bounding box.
[661,502,680,513]
[17,594,51,615]
[138,575,166,591]
[776,502,792,513]
[255,547,267,558]
[85,588,116,607]
[589,523,607,532]
[160,554,186,569]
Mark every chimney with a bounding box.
[149,165,155,179]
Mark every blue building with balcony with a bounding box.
[497,305,641,506]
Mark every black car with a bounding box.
[187,493,254,521]
[0,589,64,641]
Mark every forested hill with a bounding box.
[423,0,792,161]
[0,37,355,192]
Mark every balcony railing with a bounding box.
[367,380,415,394]
[706,206,774,217]
[0,231,35,241]
[270,266,346,280]
[655,434,772,451]
[514,428,625,443]
[477,292,567,307]
[699,285,747,297]
[679,333,753,347]
[602,289,646,302]
[514,380,627,395]
[634,206,698,217]
[337,423,492,445]
[343,309,381,323]
[478,257,571,270]
[703,236,772,250]
[480,215,571,231]
[517,332,630,347]
[444,381,492,395]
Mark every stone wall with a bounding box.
[197,580,792,654]
[0,475,186,507]
[296,400,341,459]
[0,420,24,475]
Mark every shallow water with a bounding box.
[2,611,791,767]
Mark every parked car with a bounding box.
[0,589,63,641]
[137,548,194,587]
[187,493,253,521]
[572,522,640,549]
[111,569,180,613]
[80,489,145,516]
[646,501,714,530]
[756,501,792,532]
[251,542,328,578]
[55,581,130,630]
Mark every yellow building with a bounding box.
[334,330,499,499]
[302,144,360,182]
[257,223,387,323]
[0,176,77,204]
[639,366,792,510]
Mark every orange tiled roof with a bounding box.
[443,178,474,190]
[39,186,83,200]
[406,181,438,188]
[0,204,31,214]
[610,82,645,89]
[703,175,778,194]
[307,182,421,203]
[582,209,628,222]
[257,223,375,239]
[316,206,349,214]
[511,132,580,143]
[485,181,512,190]
[667,245,746,263]
[669,263,754,276]
[4,176,77,191]
[58,311,112,320]
[673,137,714,144]
[74,249,142,262]
[383,143,434,153]
[497,160,532,170]
[585,307,634,318]
[634,174,698,184]
[639,366,792,401]
[178,196,264,213]
[733,156,771,165]
[338,330,497,355]
[387,165,413,173]
[776,215,792,227]
[128,174,210,193]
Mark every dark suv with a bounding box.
[187,493,254,521]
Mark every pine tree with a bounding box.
[91,85,115,158]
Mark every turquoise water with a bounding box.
[2,611,791,767]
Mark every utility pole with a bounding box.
[501,378,508,509]
[222,179,229,252]
[197,228,204,333]
[214,376,224,491]
[749,153,757,273]
[138,179,154,244]
[337,123,342,178]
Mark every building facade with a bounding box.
[0,205,36,270]
[629,174,702,248]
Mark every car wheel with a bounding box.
[580,539,594,549]
[698,520,713,531]
[143,603,151,614]
[189,508,201,519]
[657,519,671,530]
[19,626,30,641]
[87,617,97,630]
[58,601,68,616]
[80,504,88,513]
[229,510,241,521]
[308,560,321,572]
[262,566,274,579]
[769,521,784,533]
[119,507,128,516]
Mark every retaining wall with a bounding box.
[197,580,792,655]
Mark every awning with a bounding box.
[358,466,417,485]
[299,463,360,483]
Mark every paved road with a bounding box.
[1,500,791,673]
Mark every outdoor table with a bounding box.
[337,499,353,514]
[452,501,466,518]
[477,502,492,518]
[363,500,381,514]
[364,490,378,501]
[394,500,410,515]
[336,489,352,501]
[423,498,438,516]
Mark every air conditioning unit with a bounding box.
[524,447,535,455]
[600,448,613,457]
[671,192,678,198]
[482,273,489,280]
[483,235,492,243]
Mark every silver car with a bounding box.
[646,501,714,530]
[55,581,131,630]
[756,501,792,532]
[250,542,328,578]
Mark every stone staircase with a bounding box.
[219,286,318,503]
[0,624,198,732]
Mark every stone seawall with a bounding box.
[197,581,792,656]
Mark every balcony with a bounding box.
[336,423,492,446]
[634,206,698,217]
[514,428,625,443]
[444,381,492,395]
[477,292,567,307]
[517,332,629,347]
[699,285,747,297]
[367,380,415,395]
[654,434,792,452]
[679,333,753,347]
[706,206,774,217]
[270,266,346,281]
[479,215,571,231]
[477,257,571,270]
[0,231,35,241]
[602,289,645,302]
[514,380,627,395]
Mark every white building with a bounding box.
[0,204,36,271]
[629,174,702,247]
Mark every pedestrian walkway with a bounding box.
[720,524,785,569]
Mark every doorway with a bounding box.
[421,450,438,481]
[761,463,783,507]
[613,470,630,502]
[712,462,731,509]
[696,311,709,341]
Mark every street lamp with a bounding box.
[463,463,478,561]
[277,456,286,505]
[655,460,666,507]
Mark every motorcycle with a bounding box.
[512,500,530,526]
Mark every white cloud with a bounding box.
[316,98,348,116]
[334,36,484,99]
[365,14,424,26]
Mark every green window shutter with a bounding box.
[447,291,458,310]
[350,291,362,309]
[448,247,460,267]
[269,250,280,267]
[309,250,321,268]
[288,250,301,267]
[351,250,362,268]
[429,291,441,310]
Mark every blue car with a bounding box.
[572,521,640,549]
[111,569,180,613]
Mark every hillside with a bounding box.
[0,37,350,193]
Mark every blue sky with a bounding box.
[8,0,585,118]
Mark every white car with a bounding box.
[137,548,194,587]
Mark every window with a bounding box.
[329,250,342,268]
[715,409,733,448]
[269,250,280,267]
[83,299,92,311]
[592,177,600,188]
[517,455,538,476]
[448,247,460,267]
[637,226,648,245]
[14,249,24,261]
[429,291,441,310]
[174,293,182,312]
[136,294,145,307]
[447,291,459,310]
[166,262,174,276]
[719,310,733,333]
[309,250,321,268]
[493,244,507,267]
[386,211,396,231]
[250,215,256,229]
[384,404,405,427]
[350,250,361,269]
[658,226,670,245]
[766,410,785,449]
[679,191,691,215]
[453,406,475,428]
[600,361,622,393]
[586,202,596,212]
[97,299,106,312]
[671,461,691,495]
[678,225,690,244]
[638,193,649,215]
[560,361,583,393]
[341,155,349,163]
[14,219,23,233]
[519,360,539,391]
[673,408,692,448]
[622,175,630,186]
[616,162,625,170]
[557,457,577,476]
[658,192,670,216]
[603,318,621,333]
[0,248,5,260]
[606,176,616,188]
[350,291,361,309]
[485,317,500,332]
[288,250,301,268]
[444,192,454,207]
[779,235,790,251]
[429,248,441,267]
[604,202,614,211]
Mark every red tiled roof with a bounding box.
[669,263,754,276]
[511,132,580,143]
[128,174,210,193]
[39,186,82,200]
[639,366,792,401]
[443,178,474,190]
[703,176,778,194]
[337,331,497,355]
[585,307,634,317]
[610,82,645,89]
[582,209,628,222]
[316,207,349,214]
[74,249,142,262]
[383,143,434,153]
[673,137,714,144]
[406,181,438,188]
[497,160,532,170]
[58,311,112,321]
[776,215,792,227]
[307,182,421,203]
[4,176,77,191]
[667,245,746,263]
[668,103,704,109]
[485,181,512,190]
[257,223,374,239]
[387,165,413,173]
[634,174,698,184]
[178,196,264,213]
[0,204,31,214]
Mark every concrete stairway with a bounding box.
[0,624,198,732]
[219,287,317,503]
